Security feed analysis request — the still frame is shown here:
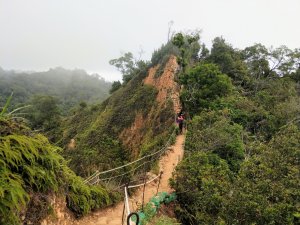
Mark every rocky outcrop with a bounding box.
[144,55,181,114]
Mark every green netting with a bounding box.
[157,192,168,201]
[134,192,177,225]
[144,202,157,219]
[149,196,161,208]
[131,212,146,225]
[164,192,177,204]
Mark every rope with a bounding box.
[124,186,131,217]
[84,128,176,183]
[83,170,99,184]
[128,173,161,189]
[98,156,157,182]
[112,176,146,191]
[113,183,126,191]
[89,177,100,185]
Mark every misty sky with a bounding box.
[0,0,299,81]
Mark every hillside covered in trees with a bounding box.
[0,67,111,114]
[169,33,300,224]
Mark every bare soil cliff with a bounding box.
[119,55,181,157]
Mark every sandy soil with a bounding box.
[119,55,181,157]
[143,55,181,114]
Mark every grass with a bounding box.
[149,215,179,225]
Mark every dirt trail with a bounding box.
[74,134,185,225]
[42,55,183,225]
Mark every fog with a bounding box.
[0,0,299,81]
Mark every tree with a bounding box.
[290,68,300,82]
[208,37,249,86]
[109,52,150,83]
[180,63,233,115]
[26,95,62,142]
[109,81,122,94]
[243,44,299,78]
[243,43,270,79]
[79,101,87,108]
[172,31,201,71]
[199,43,209,60]
[171,34,300,225]
[109,52,137,83]
[172,33,185,49]
[268,45,294,76]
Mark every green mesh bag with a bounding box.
[144,202,157,220]
[164,192,177,204]
[131,192,177,224]
[157,192,168,202]
[131,211,146,225]
[149,196,161,208]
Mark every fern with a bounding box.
[0,105,115,224]
[0,92,13,117]
[0,167,29,224]
[7,105,31,116]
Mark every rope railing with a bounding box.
[123,170,163,225]
[97,157,155,182]
[84,128,176,184]
[83,170,100,184]
[87,149,164,186]
[116,167,166,225]
[128,173,161,189]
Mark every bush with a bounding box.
[170,152,232,225]
[223,125,300,224]
[0,117,115,224]
[185,110,245,172]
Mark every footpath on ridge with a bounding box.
[75,134,185,225]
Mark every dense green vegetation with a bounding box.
[171,34,300,224]
[151,216,178,225]
[0,67,111,114]
[0,100,118,225]
[24,95,63,143]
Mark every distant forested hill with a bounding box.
[0,67,111,113]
